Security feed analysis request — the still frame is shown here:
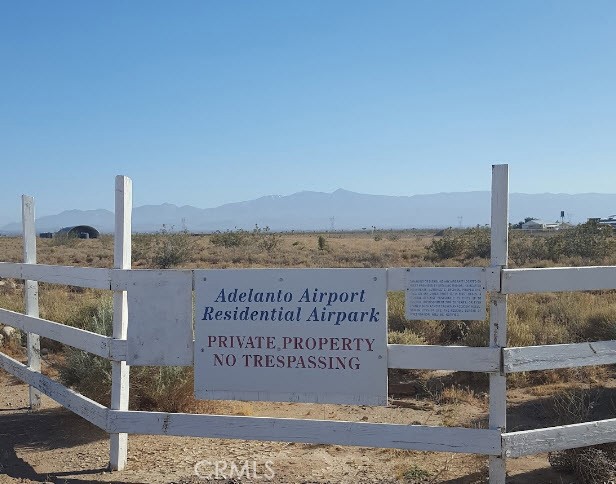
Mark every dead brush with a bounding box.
[439,385,484,406]
[58,296,253,415]
[549,445,616,483]
[547,381,616,483]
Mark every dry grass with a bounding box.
[388,329,426,345]
[2,229,616,410]
[439,385,484,406]
[0,231,435,269]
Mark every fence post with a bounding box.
[110,176,132,471]
[489,164,509,483]
[22,195,41,410]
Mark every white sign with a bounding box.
[194,269,388,406]
[405,267,486,321]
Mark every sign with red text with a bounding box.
[194,269,387,405]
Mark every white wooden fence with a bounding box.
[1,166,616,483]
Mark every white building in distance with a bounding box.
[521,219,561,231]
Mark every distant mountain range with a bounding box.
[1,189,615,234]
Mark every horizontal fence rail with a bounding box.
[0,345,502,455]
[0,351,108,429]
[0,263,112,290]
[107,410,502,455]
[388,344,500,372]
[0,308,126,360]
[503,418,616,457]
[502,266,616,294]
[504,340,616,373]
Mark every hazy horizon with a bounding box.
[2,186,616,225]
[2,188,615,235]
[2,2,615,223]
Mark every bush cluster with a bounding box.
[210,225,281,253]
[426,228,490,261]
[547,386,616,483]
[59,297,195,412]
[317,235,327,251]
[133,225,195,269]
[428,222,615,264]
[510,220,614,265]
[209,228,250,248]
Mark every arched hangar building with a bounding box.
[56,225,100,239]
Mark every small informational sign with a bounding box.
[194,269,387,406]
[405,267,486,321]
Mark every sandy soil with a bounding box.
[0,369,575,484]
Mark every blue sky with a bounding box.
[1,1,615,222]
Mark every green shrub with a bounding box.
[426,231,465,260]
[548,220,614,261]
[49,233,80,248]
[151,226,194,268]
[387,291,407,332]
[464,228,491,259]
[462,320,489,347]
[133,226,195,268]
[511,221,615,265]
[317,235,327,251]
[59,297,196,412]
[210,225,281,254]
[427,228,491,261]
[251,225,281,253]
[59,297,113,403]
[388,329,426,345]
[403,464,431,481]
[577,307,616,342]
[210,229,249,248]
[430,222,614,264]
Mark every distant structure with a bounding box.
[598,215,616,229]
[521,219,560,231]
[54,225,100,239]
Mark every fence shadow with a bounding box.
[454,386,616,484]
[440,467,576,484]
[0,407,135,483]
[506,385,616,432]
[506,467,577,484]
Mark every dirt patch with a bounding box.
[0,369,578,483]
